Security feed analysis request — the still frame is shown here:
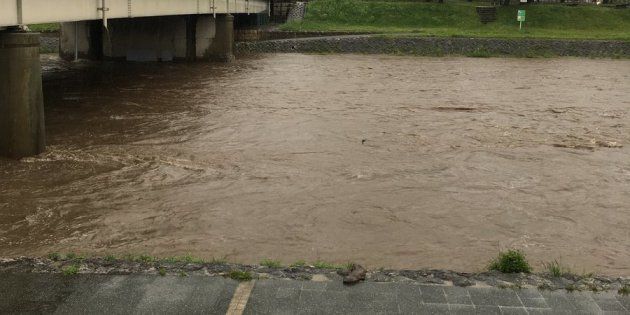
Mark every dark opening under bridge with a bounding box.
[0,0,269,158]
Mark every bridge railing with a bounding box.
[0,0,268,28]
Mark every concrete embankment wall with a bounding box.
[236,35,630,58]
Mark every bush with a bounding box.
[542,259,574,277]
[47,252,61,261]
[62,264,79,276]
[489,249,531,273]
[229,270,253,281]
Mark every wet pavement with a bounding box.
[245,279,630,314]
[1,54,629,274]
[1,273,629,314]
[0,273,235,314]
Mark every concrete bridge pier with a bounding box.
[208,14,235,62]
[0,31,45,159]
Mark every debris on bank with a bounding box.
[1,257,628,295]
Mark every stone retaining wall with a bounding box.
[235,30,372,42]
[39,33,59,53]
[236,35,630,58]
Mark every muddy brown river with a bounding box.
[1,54,629,275]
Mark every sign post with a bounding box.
[517,10,526,30]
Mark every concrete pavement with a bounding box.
[1,273,629,314]
[0,273,236,314]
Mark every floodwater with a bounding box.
[1,54,629,275]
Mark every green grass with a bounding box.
[466,47,494,57]
[158,267,167,276]
[260,259,283,268]
[543,260,572,277]
[619,285,630,296]
[62,264,80,276]
[137,255,155,263]
[180,254,205,264]
[47,252,61,261]
[65,253,86,262]
[313,261,354,270]
[489,249,532,273]
[57,253,221,265]
[339,262,355,271]
[158,254,205,264]
[313,261,337,269]
[290,260,307,268]
[121,254,156,263]
[282,0,630,40]
[28,23,60,33]
[229,270,253,281]
[209,257,228,265]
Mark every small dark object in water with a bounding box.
[343,264,367,285]
[433,106,476,112]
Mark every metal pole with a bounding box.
[100,0,109,29]
[16,0,23,25]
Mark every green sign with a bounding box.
[517,10,526,22]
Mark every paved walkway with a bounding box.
[1,273,629,314]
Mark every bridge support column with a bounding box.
[0,31,45,158]
[60,21,103,61]
[208,14,234,62]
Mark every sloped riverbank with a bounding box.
[2,257,629,295]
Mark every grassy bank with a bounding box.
[281,0,630,40]
[28,23,60,33]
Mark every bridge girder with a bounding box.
[0,0,268,27]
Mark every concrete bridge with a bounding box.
[0,0,267,26]
[0,0,269,159]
